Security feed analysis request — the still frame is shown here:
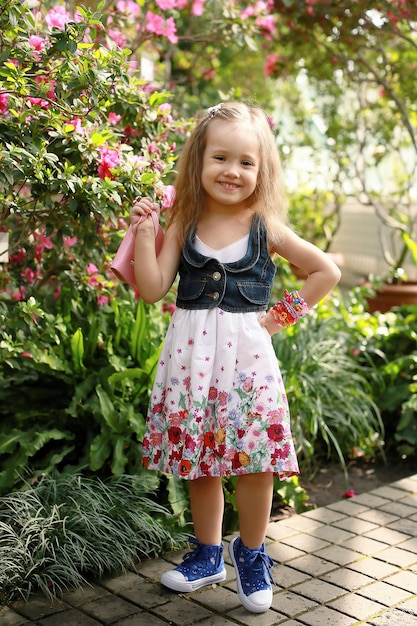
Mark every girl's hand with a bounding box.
[130,197,160,230]
[259,310,281,336]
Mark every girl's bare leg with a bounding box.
[236,472,274,549]
[189,476,224,545]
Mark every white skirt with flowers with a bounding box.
[141,306,299,481]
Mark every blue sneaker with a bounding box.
[229,536,274,613]
[161,537,226,592]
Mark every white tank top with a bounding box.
[194,234,249,264]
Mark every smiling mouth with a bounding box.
[218,182,240,189]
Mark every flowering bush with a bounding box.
[0,0,186,494]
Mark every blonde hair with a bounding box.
[168,101,288,245]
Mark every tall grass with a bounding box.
[274,313,385,478]
[0,472,186,604]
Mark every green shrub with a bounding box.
[273,303,385,477]
[0,294,170,494]
[0,0,184,494]
[347,300,417,458]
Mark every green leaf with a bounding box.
[165,475,188,524]
[89,429,112,471]
[71,328,86,374]
[402,232,417,264]
[96,385,123,433]
[111,436,129,474]
[3,61,18,72]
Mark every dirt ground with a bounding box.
[298,456,417,509]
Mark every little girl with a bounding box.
[130,102,341,614]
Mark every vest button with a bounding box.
[212,291,220,300]
[212,271,221,281]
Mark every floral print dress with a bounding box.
[142,235,299,481]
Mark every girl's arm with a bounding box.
[261,226,341,335]
[131,198,181,304]
[275,227,342,307]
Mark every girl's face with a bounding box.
[201,119,260,211]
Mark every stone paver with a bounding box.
[4,473,417,626]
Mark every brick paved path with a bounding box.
[2,474,417,626]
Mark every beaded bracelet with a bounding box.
[269,290,310,328]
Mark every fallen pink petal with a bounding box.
[341,489,357,499]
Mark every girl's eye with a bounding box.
[214,156,225,161]
[242,160,254,167]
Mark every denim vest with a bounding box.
[176,213,276,313]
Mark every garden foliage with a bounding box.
[0,0,182,496]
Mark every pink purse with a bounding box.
[111,211,163,290]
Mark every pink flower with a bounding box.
[149,142,157,154]
[241,6,255,18]
[191,0,205,16]
[145,11,164,35]
[142,82,158,95]
[108,112,121,125]
[11,286,26,301]
[107,27,126,48]
[116,0,141,18]
[164,16,178,42]
[97,294,109,306]
[86,263,100,286]
[63,236,78,247]
[117,217,129,230]
[34,76,56,100]
[145,11,178,43]
[28,35,46,52]
[87,263,99,276]
[264,53,279,77]
[124,125,140,138]
[162,184,175,209]
[130,155,146,170]
[98,146,120,179]
[21,268,37,285]
[35,244,45,261]
[341,489,356,499]
[155,0,177,9]
[74,10,84,23]
[27,97,49,109]
[158,103,172,121]
[22,352,33,358]
[45,6,73,29]
[162,302,176,315]
[33,229,53,249]
[0,93,8,115]
[9,249,26,265]
[67,117,84,134]
[256,15,275,35]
